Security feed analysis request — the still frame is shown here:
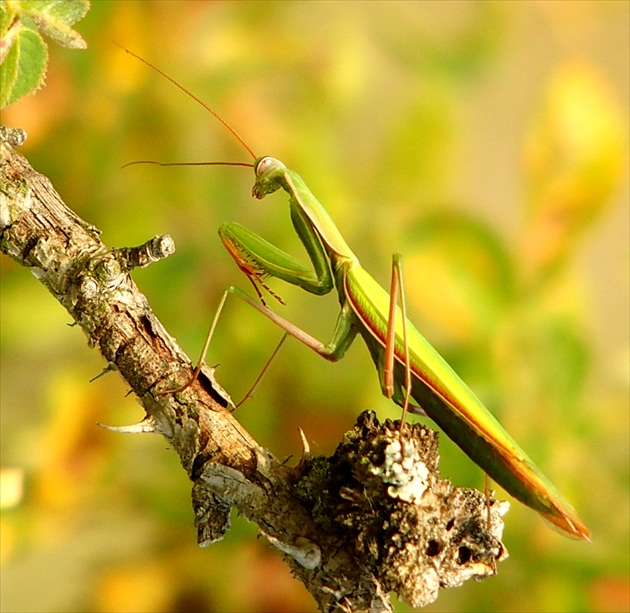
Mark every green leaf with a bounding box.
[0,4,19,64]
[0,25,47,109]
[0,2,17,35]
[19,0,89,48]
[0,0,90,107]
[403,211,514,345]
[496,309,590,418]
[538,317,590,411]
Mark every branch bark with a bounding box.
[1,137,508,612]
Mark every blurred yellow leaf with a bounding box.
[35,373,110,511]
[522,62,626,277]
[97,561,173,613]
[0,468,25,509]
[404,212,513,346]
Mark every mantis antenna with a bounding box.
[113,41,257,161]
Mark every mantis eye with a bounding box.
[255,156,273,176]
[255,156,283,177]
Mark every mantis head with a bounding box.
[252,157,287,200]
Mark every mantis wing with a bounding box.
[345,264,590,541]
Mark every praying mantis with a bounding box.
[119,46,590,542]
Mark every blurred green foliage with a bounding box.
[2,2,628,612]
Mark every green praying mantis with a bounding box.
[119,46,590,542]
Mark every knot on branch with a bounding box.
[262,533,322,570]
[190,410,509,611]
[0,126,27,147]
[293,410,509,609]
[112,234,175,271]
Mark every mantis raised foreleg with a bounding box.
[118,45,590,542]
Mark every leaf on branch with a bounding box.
[0,0,90,108]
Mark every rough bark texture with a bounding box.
[0,138,508,612]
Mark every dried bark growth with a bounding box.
[0,139,508,612]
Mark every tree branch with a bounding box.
[1,138,508,612]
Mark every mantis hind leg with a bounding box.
[227,285,360,362]
[155,288,287,407]
[234,332,288,409]
[154,290,231,397]
[382,254,414,440]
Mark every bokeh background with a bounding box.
[2,2,628,612]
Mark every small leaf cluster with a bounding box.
[0,0,90,108]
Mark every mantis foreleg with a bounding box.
[218,200,334,304]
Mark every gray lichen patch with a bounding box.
[369,435,430,503]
